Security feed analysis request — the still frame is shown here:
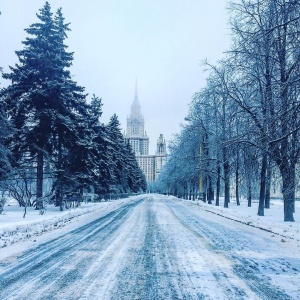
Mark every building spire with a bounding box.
[134,77,138,103]
[131,79,141,116]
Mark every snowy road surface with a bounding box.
[0,195,299,299]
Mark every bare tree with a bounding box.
[228,0,300,221]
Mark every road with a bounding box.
[0,195,299,299]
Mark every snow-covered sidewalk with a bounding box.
[172,196,300,242]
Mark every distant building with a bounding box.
[155,134,167,179]
[126,84,167,182]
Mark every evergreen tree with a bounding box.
[125,141,147,193]
[0,98,12,181]
[88,95,114,195]
[0,11,12,202]
[106,114,128,193]
[106,115,147,194]
[1,3,147,207]
[1,3,87,209]
[0,12,13,191]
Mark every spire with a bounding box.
[131,79,141,116]
[135,78,138,101]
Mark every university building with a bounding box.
[125,86,167,182]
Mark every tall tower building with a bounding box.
[126,83,167,182]
[126,83,149,156]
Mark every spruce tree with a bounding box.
[0,24,11,182]
[106,115,147,194]
[0,98,12,181]
[87,95,114,195]
[2,3,87,209]
[106,114,128,193]
[124,141,147,193]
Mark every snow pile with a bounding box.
[0,198,133,248]
[172,196,300,242]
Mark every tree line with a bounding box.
[0,2,146,213]
[156,0,300,222]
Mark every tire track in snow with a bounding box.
[0,198,144,300]
[111,198,207,299]
[0,195,296,299]
[77,197,150,299]
[109,198,162,299]
[165,199,294,300]
[157,199,253,300]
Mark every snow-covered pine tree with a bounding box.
[43,7,89,209]
[87,95,115,195]
[2,3,87,210]
[0,31,12,183]
[0,97,12,182]
[124,140,146,193]
[106,115,147,194]
[106,114,128,193]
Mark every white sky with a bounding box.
[0,1,231,153]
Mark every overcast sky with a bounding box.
[0,1,231,153]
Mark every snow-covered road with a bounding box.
[0,195,299,299]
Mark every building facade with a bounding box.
[155,134,167,179]
[126,86,167,182]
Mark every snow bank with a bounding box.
[0,198,134,248]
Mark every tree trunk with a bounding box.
[235,163,240,206]
[281,164,295,222]
[35,151,44,210]
[203,190,207,203]
[207,177,214,204]
[224,161,230,208]
[265,159,272,209]
[216,163,220,206]
[23,204,27,218]
[247,181,252,207]
[258,153,267,216]
[55,141,63,207]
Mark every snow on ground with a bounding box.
[172,196,300,243]
[0,194,299,299]
[0,197,137,249]
[1,195,299,251]
[161,195,300,299]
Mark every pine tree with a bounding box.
[87,95,114,195]
[106,114,128,193]
[0,98,12,181]
[106,115,146,194]
[1,3,87,209]
[124,141,146,193]
[0,13,13,193]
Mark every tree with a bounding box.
[228,0,300,221]
[104,114,146,194]
[0,98,13,190]
[1,3,87,210]
[155,123,201,200]
[86,95,114,195]
[124,140,147,193]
